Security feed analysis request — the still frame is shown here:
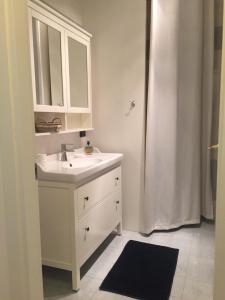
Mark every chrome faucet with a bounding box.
[61,144,74,161]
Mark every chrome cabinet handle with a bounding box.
[83,196,89,210]
[84,226,90,241]
[115,200,120,211]
[115,177,120,186]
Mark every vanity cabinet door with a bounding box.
[29,9,67,112]
[65,30,92,113]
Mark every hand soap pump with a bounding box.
[84,141,93,155]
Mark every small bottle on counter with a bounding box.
[84,141,94,154]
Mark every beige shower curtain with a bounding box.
[142,0,214,234]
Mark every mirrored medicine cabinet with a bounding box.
[28,0,93,135]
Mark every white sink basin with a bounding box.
[36,151,123,183]
[63,158,103,170]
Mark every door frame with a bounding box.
[214,3,225,300]
[0,0,43,299]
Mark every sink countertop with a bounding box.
[36,151,123,184]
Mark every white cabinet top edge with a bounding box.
[28,0,92,39]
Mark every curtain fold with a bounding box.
[142,0,214,234]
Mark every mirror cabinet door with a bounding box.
[31,12,66,111]
[66,32,91,112]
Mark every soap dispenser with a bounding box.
[84,141,93,154]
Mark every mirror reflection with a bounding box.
[68,37,88,108]
[32,18,64,106]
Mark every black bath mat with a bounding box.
[100,240,179,300]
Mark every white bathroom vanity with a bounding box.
[37,152,123,291]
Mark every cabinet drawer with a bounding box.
[78,191,121,265]
[77,167,121,217]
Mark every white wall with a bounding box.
[82,0,146,231]
[36,132,82,154]
[41,0,83,25]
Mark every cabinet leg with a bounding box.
[116,222,122,235]
[72,267,80,292]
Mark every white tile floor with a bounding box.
[43,222,215,300]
